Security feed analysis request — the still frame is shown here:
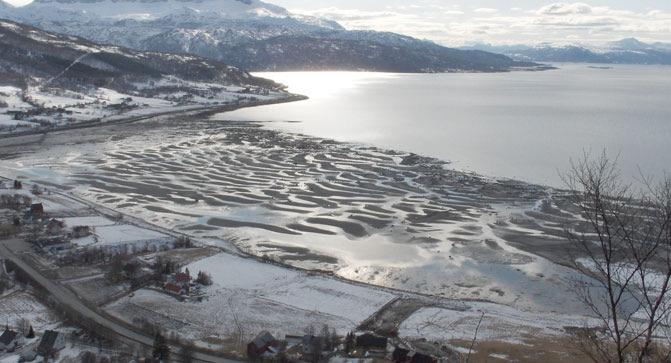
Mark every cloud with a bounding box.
[289,2,671,46]
[538,2,592,15]
[474,8,498,14]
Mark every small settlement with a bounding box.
[0,180,462,362]
[246,330,457,363]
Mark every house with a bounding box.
[36,330,65,357]
[355,333,388,350]
[247,331,279,359]
[71,225,91,238]
[0,328,19,351]
[46,219,65,236]
[164,282,183,295]
[285,334,303,348]
[392,348,436,363]
[30,203,44,215]
[302,335,324,360]
[34,236,70,253]
[174,272,191,284]
[26,203,44,219]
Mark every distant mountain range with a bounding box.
[0,0,542,73]
[462,38,671,65]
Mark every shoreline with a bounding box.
[0,111,606,360]
[0,93,309,140]
[0,176,591,360]
[0,117,590,313]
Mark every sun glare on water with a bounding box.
[253,71,400,98]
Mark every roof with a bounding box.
[165,282,182,294]
[356,333,388,349]
[36,236,68,247]
[408,352,435,363]
[393,347,435,363]
[0,328,17,344]
[393,347,410,361]
[37,330,60,353]
[175,272,191,283]
[251,331,276,349]
[48,219,65,227]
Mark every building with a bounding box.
[302,335,324,361]
[354,333,388,358]
[25,203,45,220]
[0,328,19,351]
[71,225,91,238]
[36,330,65,357]
[46,219,65,235]
[174,272,191,284]
[164,282,183,295]
[355,334,388,350]
[34,236,70,253]
[392,348,437,363]
[247,331,279,359]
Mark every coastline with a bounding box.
[0,93,308,140]
[0,113,591,312]
[0,107,605,360]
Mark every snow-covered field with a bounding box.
[399,303,599,344]
[0,79,287,135]
[62,216,115,227]
[72,224,171,249]
[0,290,61,332]
[106,252,396,345]
[0,290,121,363]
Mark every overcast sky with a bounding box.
[5,0,671,45]
[271,1,671,46]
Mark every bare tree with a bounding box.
[563,151,671,362]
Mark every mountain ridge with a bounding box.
[462,38,671,65]
[1,0,543,73]
[0,18,290,134]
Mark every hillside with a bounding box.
[463,39,671,65]
[148,31,540,73]
[2,0,543,73]
[0,19,291,134]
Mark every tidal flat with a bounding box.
[0,115,599,319]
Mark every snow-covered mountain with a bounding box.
[1,0,540,72]
[0,18,289,134]
[462,39,671,65]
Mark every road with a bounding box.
[0,240,241,363]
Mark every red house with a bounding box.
[164,282,182,295]
[175,272,191,284]
[29,203,45,218]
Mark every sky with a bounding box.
[4,0,671,45]
[270,0,671,46]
